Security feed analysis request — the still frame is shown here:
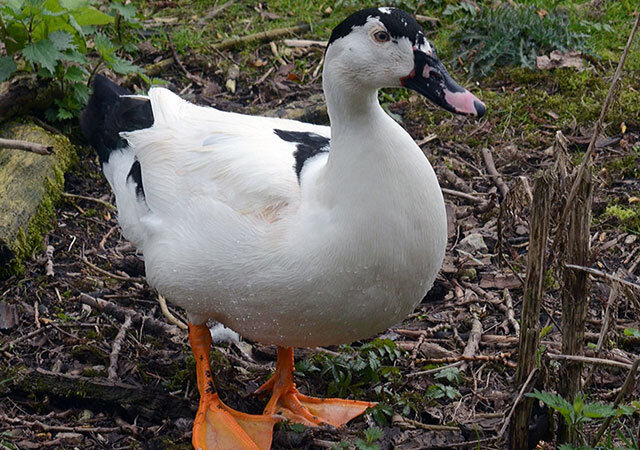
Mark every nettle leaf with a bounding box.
[71,82,89,104]
[48,30,76,51]
[93,33,116,59]
[62,49,87,64]
[526,390,572,418]
[63,64,86,82]
[108,56,139,75]
[22,38,63,73]
[59,0,89,10]
[72,6,113,26]
[582,401,618,419]
[111,2,137,21]
[0,56,18,82]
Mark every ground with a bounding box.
[1,1,640,449]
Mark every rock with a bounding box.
[458,232,488,253]
[0,121,75,278]
[625,234,637,245]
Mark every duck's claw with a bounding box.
[257,347,375,428]
[192,392,281,450]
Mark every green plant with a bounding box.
[450,4,591,77]
[527,390,633,446]
[426,383,461,400]
[354,426,383,450]
[296,339,404,397]
[0,0,141,120]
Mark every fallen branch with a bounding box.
[392,414,459,431]
[283,38,327,48]
[1,324,52,352]
[503,289,520,335]
[62,192,115,210]
[211,23,312,51]
[108,314,133,381]
[81,256,144,283]
[481,147,509,198]
[550,12,640,258]
[441,187,489,206]
[0,138,52,155]
[0,413,121,434]
[547,353,632,370]
[461,315,482,371]
[565,263,640,292]
[78,293,181,338]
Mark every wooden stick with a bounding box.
[81,256,144,283]
[0,413,121,434]
[547,353,632,370]
[1,324,52,352]
[481,147,509,198]
[550,13,640,258]
[62,192,115,210]
[108,314,132,381]
[441,187,488,205]
[591,357,640,445]
[499,368,537,439]
[78,293,181,337]
[211,23,311,51]
[0,138,52,155]
[461,315,482,371]
[565,263,640,291]
[283,38,327,48]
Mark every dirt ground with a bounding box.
[2,4,640,450]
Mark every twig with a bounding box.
[550,13,640,258]
[591,357,640,445]
[498,368,537,439]
[99,226,117,251]
[81,256,144,283]
[503,289,520,335]
[1,324,52,352]
[167,32,206,87]
[461,315,483,371]
[78,293,181,337]
[201,0,235,21]
[481,147,509,198]
[211,23,312,51]
[441,187,489,205]
[0,138,52,155]
[283,38,327,48]
[0,413,122,434]
[407,361,463,378]
[547,353,632,370]
[45,245,54,277]
[392,414,459,431]
[565,263,640,291]
[418,352,514,367]
[62,192,115,210]
[108,314,133,381]
[157,295,188,330]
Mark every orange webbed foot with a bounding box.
[256,347,375,428]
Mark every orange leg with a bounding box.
[189,323,281,450]
[255,347,375,428]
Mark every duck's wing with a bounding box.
[122,87,331,222]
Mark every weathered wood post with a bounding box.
[510,171,552,449]
[558,167,593,444]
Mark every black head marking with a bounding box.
[274,129,330,182]
[327,7,429,50]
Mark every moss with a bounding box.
[0,121,77,278]
[70,344,109,365]
[603,205,640,233]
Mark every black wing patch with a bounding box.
[274,129,330,181]
[127,159,145,199]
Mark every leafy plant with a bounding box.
[450,4,591,77]
[0,0,141,120]
[435,366,462,385]
[527,390,633,445]
[354,426,383,450]
[296,339,404,397]
[426,383,461,400]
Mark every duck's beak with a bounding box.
[401,50,485,118]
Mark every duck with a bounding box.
[80,7,485,450]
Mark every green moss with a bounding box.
[0,122,77,278]
[71,344,109,365]
[603,205,640,233]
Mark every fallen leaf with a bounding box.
[0,301,18,330]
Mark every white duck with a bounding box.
[81,7,484,450]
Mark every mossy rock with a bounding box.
[0,120,77,278]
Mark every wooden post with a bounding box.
[510,172,552,449]
[558,167,593,444]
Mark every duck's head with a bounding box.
[325,7,485,117]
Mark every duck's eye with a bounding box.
[373,30,390,43]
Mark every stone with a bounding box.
[458,232,488,253]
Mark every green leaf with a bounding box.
[363,427,383,444]
[63,64,86,82]
[435,367,462,385]
[526,390,573,421]
[93,33,115,59]
[71,80,89,104]
[108,56,139,75]
[48,30,76,51]
[0,56,18,82]
[624,328,640,338]
[111,2,137,21]
[581,401,618,419]
[540,324,554,339]
[22,38,62,73]
[61,49,87,64]
[72,6,113,26]
[58,0,89,10]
